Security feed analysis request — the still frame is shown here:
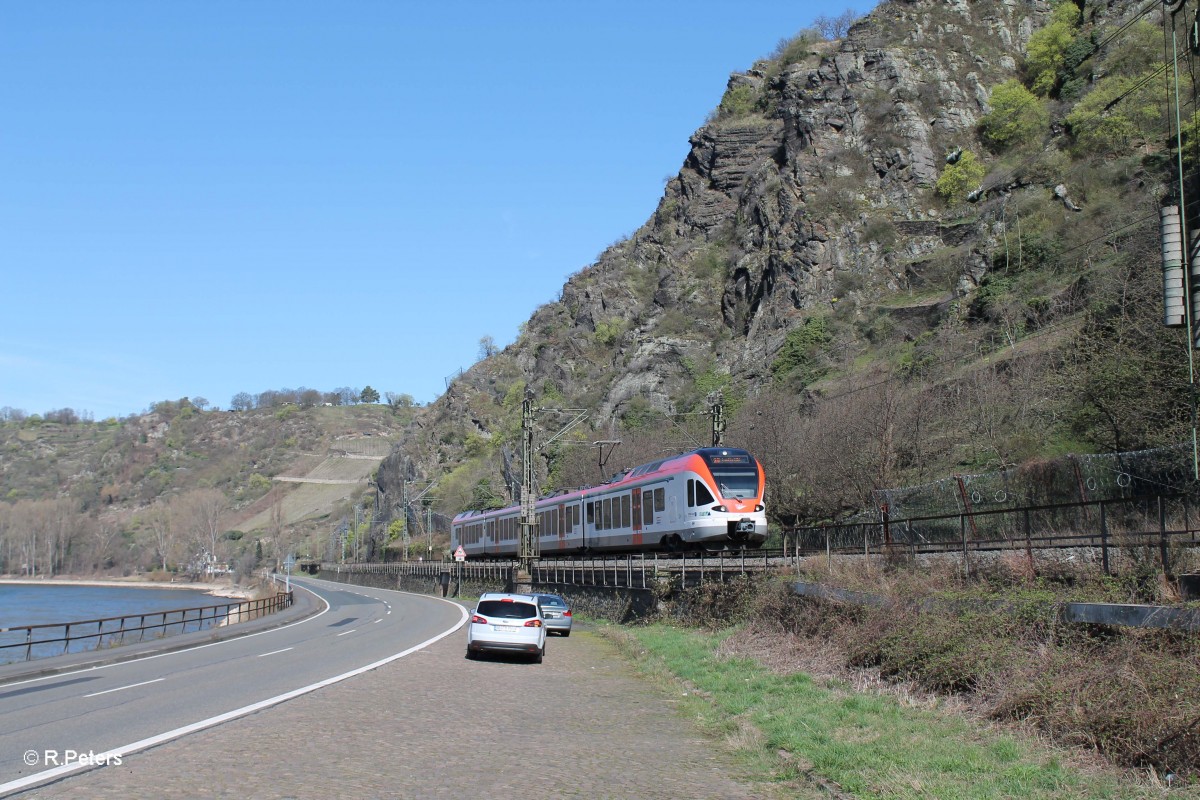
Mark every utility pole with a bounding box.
[513,389,590,580]
[426,504,433,560]
[519,391,538,573]
[710,393,725,447]
[401,461,409,560]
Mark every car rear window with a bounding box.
[478,600,537,619]
[537,596,567,608]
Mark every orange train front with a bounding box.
[452,447,768,557]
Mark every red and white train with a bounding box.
[451,447,767,557]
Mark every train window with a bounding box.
[654,488,665,512]
[621,494,631,528]
[586,502,594,526]
[643,498,653,525]
[695,481,715,505]
[602,498,612,530]
[687,480,695,507]
[572,505,580,528]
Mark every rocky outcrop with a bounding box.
[381,0,1106,501]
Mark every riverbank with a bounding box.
[0,575,259,599]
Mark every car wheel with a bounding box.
[561,630,570,637]
[465,647,475,660]
[534,647,544,664]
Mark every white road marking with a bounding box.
[257,647,295,658]
[336,629,357,636]
[0,586,468,797]
[84,678,164,698]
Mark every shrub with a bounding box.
[594,319,625,347]
[717,83,759,119]
[770,317,832,384]
[1025,1,1081,95]
[979,81,1049,151]
[770,30,819,67]
[1064,71,1165,154]
[935,150,986,200]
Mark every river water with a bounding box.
[0,582,223,664]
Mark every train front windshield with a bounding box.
[698,449,762,500]
[711,467,760,499]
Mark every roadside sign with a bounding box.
[454,546,466,562]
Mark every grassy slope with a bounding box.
[606,623,1170,799]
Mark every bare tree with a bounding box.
[813,10,858,39]
[386,392,415,413]
[174,489,230,573]
[143,499,175,572]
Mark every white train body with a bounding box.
[451,448,767,557]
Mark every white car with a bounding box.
[466,592,546,663]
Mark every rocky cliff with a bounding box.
[378,0,1187,526]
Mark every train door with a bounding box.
[631,488,643,546]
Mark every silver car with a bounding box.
[534,593,573,636]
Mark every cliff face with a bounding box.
[379,0,1179,519]
[519,0,1045,413]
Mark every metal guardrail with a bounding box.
[324,549,781,591]
[0,591,293,663]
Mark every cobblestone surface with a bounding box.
[20,622,791,799]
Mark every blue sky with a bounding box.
[2,1,876,420]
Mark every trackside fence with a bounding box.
[0,591,293,664]
[783,493,1198,575]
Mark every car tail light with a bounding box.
[471,615,487,624]
[712,504,727,512]
[524,619,543,628]
[563,610,572,617]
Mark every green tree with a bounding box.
[1064,72,1164,154]
[979,80,1048,151]
[360,386,380,404]
[936,150,986,200]
[1025,2,1081,95]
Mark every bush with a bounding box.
[717,83,759,119]
[935,150,986,200]
[593,319,625,347]
[979,80,1049,151]
[1065,71,1165,154]
[771,317,832,384]
[1025,1,1081,95]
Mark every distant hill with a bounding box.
[0,402,415,576]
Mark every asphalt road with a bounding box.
[0,577,467,796]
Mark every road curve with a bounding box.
[0,578,466,796]
[10,584,785,800]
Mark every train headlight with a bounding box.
[712,504,727,512]
[755,504,764,512]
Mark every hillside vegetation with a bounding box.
[376,0,1195,542]
[3,0,1197,570]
